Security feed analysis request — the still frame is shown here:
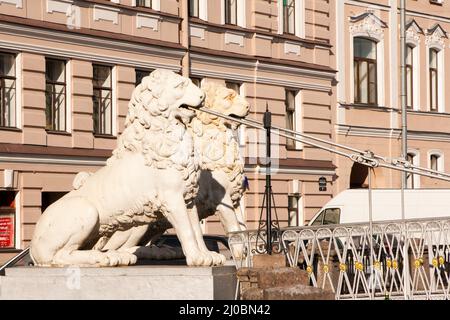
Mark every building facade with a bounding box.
[0,0,336,263]
[333,0,450,193]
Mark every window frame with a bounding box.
[224,0,238,25]
[283,0,296,35]
[0,52,17,128]
[285,89,297,150]
[406,45,414,109]
[353,37,378,106]
[407,152,416,188]
[92,64,113,136]
[45,58,67,132]
[429,48,439,112]
[136,0,152,8]
[430,154,439,171]
[0,190,17,250]
[189,0,199,18]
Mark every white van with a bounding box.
[308,189,450,226]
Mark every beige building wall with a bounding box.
[0,0,336,263]
[333,0,450,193]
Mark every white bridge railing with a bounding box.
[228,217,450,300]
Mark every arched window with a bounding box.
[430,153,440,171]
[406,151,419,189]
[354,37,377,105]
[429,49,439,111]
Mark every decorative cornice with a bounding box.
[426,24,447,50]
[349,11,387,41]
[406,19,423,46]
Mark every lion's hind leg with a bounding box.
[32,196,128,267]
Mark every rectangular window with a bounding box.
[136,0,152,7]
[285,89,296,149]
[406,46,414,109]
[430,154,439,171]
[45,59,67,132]
[0,191,16,249]
[0,52,17,128]
[283,0,295,34]
[93,65,113,136]
[135,69,151,87]
[225,0,237,25]
[354,38,377,105]
[407,153,415,188]
[430,49,438,111]
[189,0,199,17]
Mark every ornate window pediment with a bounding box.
[406,19,423,46]
[349,11,387,41]
[426,23,447,50]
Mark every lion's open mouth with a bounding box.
[176,105,195,124]
[229,113,247,119]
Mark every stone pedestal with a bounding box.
[0,265,237,300]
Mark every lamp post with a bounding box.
[400,0,411,300]
[263,106,272,254]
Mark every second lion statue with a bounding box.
[30,69,223,267]
[138,82,250,259]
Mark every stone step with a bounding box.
[242,285,335,300]
[237,267,309,289]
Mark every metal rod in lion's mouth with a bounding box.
[187,106,264,130]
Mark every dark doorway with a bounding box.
[41,192,68,213]
[350,163,369,189]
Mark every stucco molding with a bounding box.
[0,0,22,8]
[405,19,422,47]
[425,27,446,50]
[349,12,387,41]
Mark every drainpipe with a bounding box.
[181,0,190,77]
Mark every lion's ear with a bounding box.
[201,82,210,91]
[151,69,161,80]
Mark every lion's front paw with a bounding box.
[186,250,213,266]
[103,250,137,266]
[230,244,246,260]
[202,250,226,266]
[186,251,226,266]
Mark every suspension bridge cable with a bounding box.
[189,107,450,182]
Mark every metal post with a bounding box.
[368,168,374,300]
[263,107,272,255]
[400,0,411,300]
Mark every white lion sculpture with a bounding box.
[138,82,250,259]
[30,69,223,267]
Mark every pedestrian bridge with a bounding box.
[228,217,450,300]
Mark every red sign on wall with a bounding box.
[0,216,14,248]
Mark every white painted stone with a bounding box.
[93,5,120,25]
[46,0,73,14]
[139,83,249,260]
[225,32,245,47]
[136,13,159,31]
[29,70,219,268]
[0,0,22,8]
[0,266,237,300]
[190,25,205,40]
[284,42,301,55]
